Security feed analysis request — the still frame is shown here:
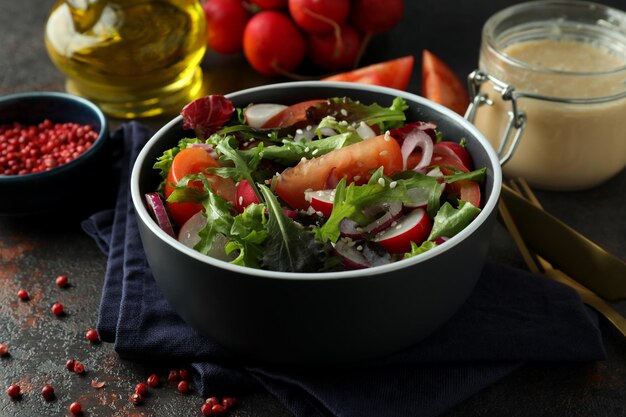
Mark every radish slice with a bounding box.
[244,103,287,128]
[362,202,403,234]
[339,217,365,239]
[373,208,432,254]
[145,193,175,238]
[236,179,260,213]
[334,239,369,269]
[304,189,335,217]
[400,129,433,172]
[178,212,234,261]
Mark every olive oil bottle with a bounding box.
[45,0,207,119]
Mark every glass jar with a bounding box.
[467,0,626,190]
[45,0,207,119]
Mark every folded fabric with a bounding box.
[82,122,605,417]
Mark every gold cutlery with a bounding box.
[499,178,626,338]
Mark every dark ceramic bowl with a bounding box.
[0,91,110,216]
[131,81,503,364]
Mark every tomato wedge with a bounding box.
[261,99,325,128]
[275,134,403,210]
[421,49,470,116]
[164,147,237,227]
[322,56,414,91]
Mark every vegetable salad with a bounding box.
[147,95,486,272]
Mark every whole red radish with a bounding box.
[307,24,362,71]
[288,0,350,34]
[250,0,288,9]
[243,11,306,76]
[351,0,404,34]
[203,0,251,54]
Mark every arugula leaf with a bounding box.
[258,185,325,272]
[242,132,359,165]
[443,167,487,184]
[427,201,481,241]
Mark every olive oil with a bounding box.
[45,0,207,119]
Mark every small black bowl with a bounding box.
[0,92,110,216]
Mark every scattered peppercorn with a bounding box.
[41,384,55,401]
[0,343,8,357]
[51,303,64,316]
[205,397,220,407]
[85,329,99,343]
[211,404,226,415]
[0,119,98,176]
[7,384,20,399]
[201,403,213,416]
[178,368,189,381]
[73,361,85,375]
[222,397,236,409]
[69,401,82,415]
[55,274,69,288]
[167,369,179,383]
[147,374,159,388]
[17,289,29,301]
[135,382,148,396]
[66,359,76,372]
[129,392,143,405]
[177,380,189,394]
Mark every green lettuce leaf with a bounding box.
[427,200,481,241]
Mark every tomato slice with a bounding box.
[275,134,403,210]
[322,56,414,91]
[421,49,470,116]
[164,147,237,227]
[262,99,325,128]
[448,180,481,208]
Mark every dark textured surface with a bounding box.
[1,1,625,416]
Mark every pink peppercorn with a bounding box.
[51,303,64,316]
[0,343,9,357]
[55,274,69,288]
[41,385,55,401]
[0,120,98,175]
[69,401,82,415]
[177,380,189,394]
[7,384,20,399]
[147,374,159,388]
[135,382,148,396]
[85,329,99,343]
[17,289,29,301]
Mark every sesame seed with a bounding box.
[301,157,307,162]
[379,150,388,156]
[396,224,402,229]
[384,131,391,141]
[356,245,363,251]
[238,196,243,205]
[389,181,397,189]
[296,129,303,134]
[311,149,319,155]
[378,178,385,187]
[340,109,348,117]
[304,147,310,152]
[353,175,361,181]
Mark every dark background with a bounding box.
[1,1,625,417]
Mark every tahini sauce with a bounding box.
[475,39,626,190]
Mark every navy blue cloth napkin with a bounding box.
[82,122,605,417]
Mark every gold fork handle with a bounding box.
[544,268,626,338]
